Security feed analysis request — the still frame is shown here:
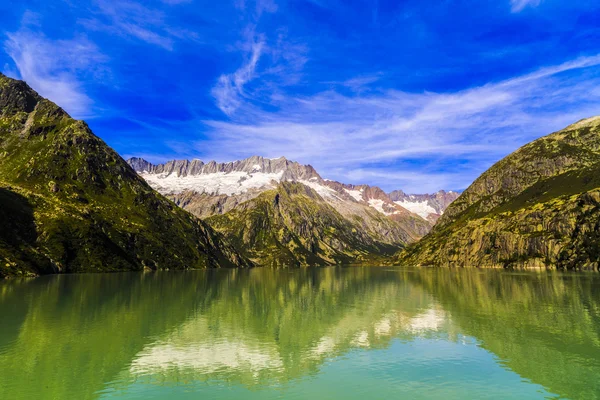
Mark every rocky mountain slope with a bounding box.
[128,156,454,265]
[0,73,250,278]
[206,182,404,266]
[398,117,600,270]
[127,156,452,231]
[388,190,460,222]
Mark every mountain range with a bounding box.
[127,156,457,222]
[2,71,599,276]
[127,156,458,266]
[0,73,457,277]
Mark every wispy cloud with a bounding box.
[234,0,279,18]
[341,167,485,195]
[510,0,542,13]
[3,20,108,118]
[2,0,593,195]
[212,34,265,115]
[211,28,308,116]
[80,0,197,50]
[198,54,600,192]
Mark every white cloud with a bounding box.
[211,28,308,116]
[198,54,600,192]
[510,0,541,13]
[80,0,198,50]
[212,36,265,115]
[3,26,108,118]
[341,168,482,195]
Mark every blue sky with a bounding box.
[2,0,600,192]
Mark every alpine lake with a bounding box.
[1,266,599,399]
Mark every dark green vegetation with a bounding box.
[206,182,403,266]
[399,117,600,269]
[0,73,250,278]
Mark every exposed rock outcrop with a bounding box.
[398,117,600,270]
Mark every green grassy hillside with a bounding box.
[207,182,402,267]
[398,117,600,270]
[0,73,250,278]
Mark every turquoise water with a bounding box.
[1,267,599,399]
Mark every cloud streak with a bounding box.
[199,54,600,192]
[212,35,265,115]
[80,0,197,50]
[510,0,542,12]
[3,24,107,118]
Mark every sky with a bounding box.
[1,0,600,193]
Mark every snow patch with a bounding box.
[344,188,364,202]
[300,180,341,200]
[140,171,284,196]
[368,199,392,216]
[394,199,436,219]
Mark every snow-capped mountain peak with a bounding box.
[388,190,460,221]
[128,156,320,196]
[127,156,458,223]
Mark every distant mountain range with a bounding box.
[127,155,458,222]
[388,190,460,222]
[127,156,458,266]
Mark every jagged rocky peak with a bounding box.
[387,189,407,200]
[127,157,154,173]
[323,181,391,203]
[388,189,460,217]
[127,155,321,181]
[0,73,41,116]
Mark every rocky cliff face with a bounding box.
[129,155,319,180]
[206,182,404,266]
[398,117,600,270]
[0,73,250,278]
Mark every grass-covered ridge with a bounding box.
[206,182,403,267]
[0,73,251,278]
[398,117,600,270]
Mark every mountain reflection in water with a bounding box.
[1,267,599,399]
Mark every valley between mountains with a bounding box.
[127,156,457,267]
[1,72,600,277]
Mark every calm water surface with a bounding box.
[1,267,600,399]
